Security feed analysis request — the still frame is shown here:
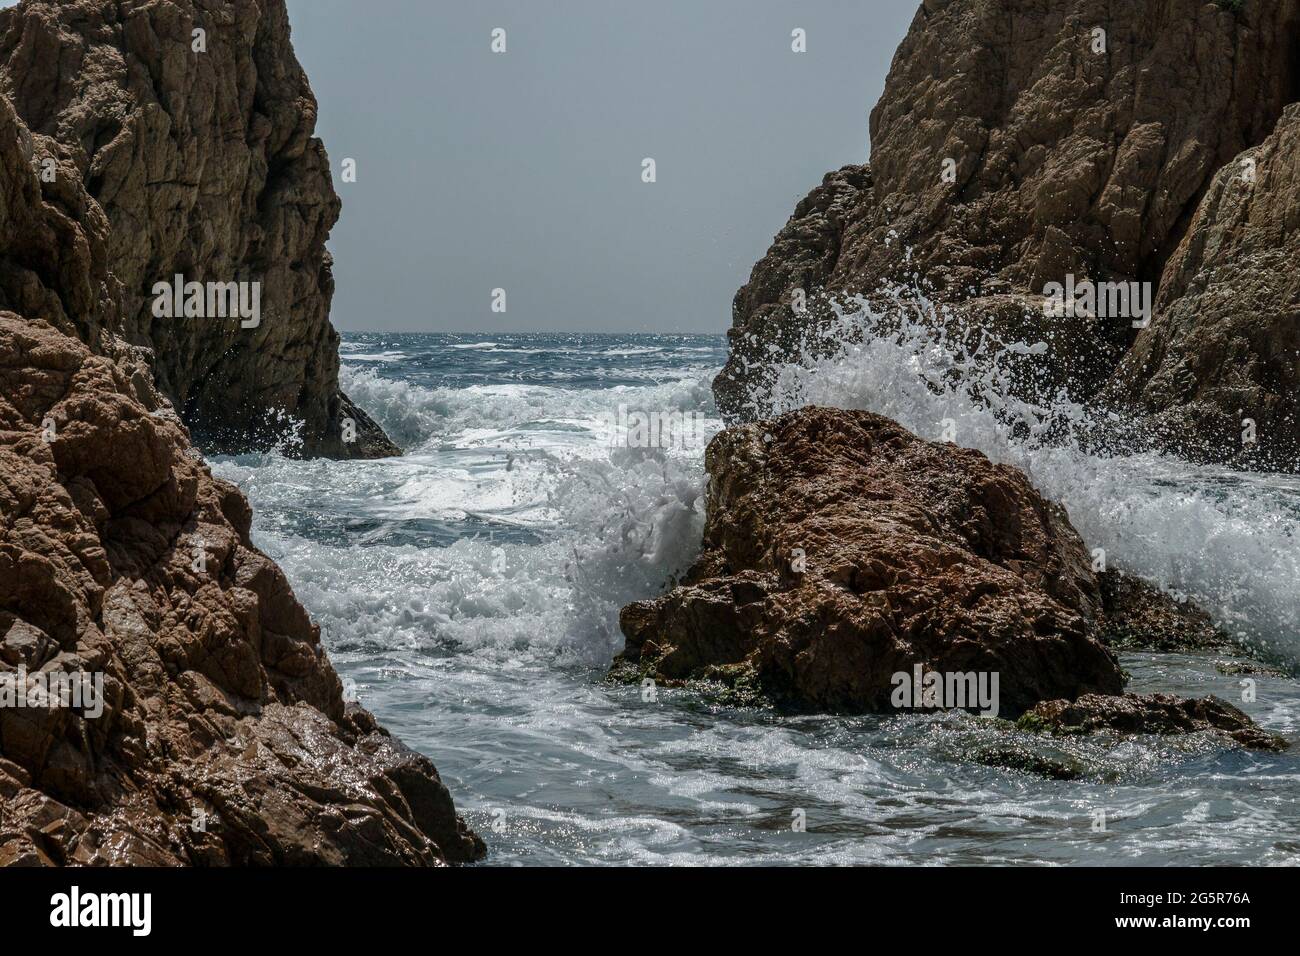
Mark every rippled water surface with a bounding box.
[210,330,1300,865]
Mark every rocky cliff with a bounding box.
[719,0,1300,470]
[0,4,478,865]
[0,0,397,458]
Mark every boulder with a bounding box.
[1097,570,1231,653]
[614,406,1124,717]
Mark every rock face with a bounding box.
[0,0,397,458]
[1103,103,1300,467]
[720,0,1300,469]
[0,315,481,865]
[0,2,476,865]
[1097,570,1229,652]
[1019,693,1289,752]
[615,407,1124,718]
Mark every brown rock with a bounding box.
[613,406,1124,717]
[1098,570,1231,653]
[0,0,477,869]
[0,316,482,865]
[1102,104,1300,471]
[1019,693,1289,752]
[0,0,397,458]
[719,0,1300,467]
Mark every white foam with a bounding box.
[339,365,718,455]
[751,295,1300,665]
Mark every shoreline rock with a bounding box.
[1018,693,1288,753]
[615,406,1125,718]
[0,317,482,865]
[0,1,475,866]
[615,406,1283,755]
[1097,570,1233,653]
[0,0,398,459]
[718,0,1300,470]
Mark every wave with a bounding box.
[340,364,718,454]
[752,295,1300,666]
[215,361,723,668]
[216,443,709,668]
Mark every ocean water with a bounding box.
[209,328,1300,866]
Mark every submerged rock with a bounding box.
[974,745,1085,782]
[614,407,1124,717]
[1018,693,1288,752]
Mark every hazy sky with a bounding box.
[4,0,919,332]
[283,0,917,333]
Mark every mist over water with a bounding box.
[209,329,1300,866]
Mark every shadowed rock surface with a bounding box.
[1019,692,1289,752]
[0,0,397,458]
[614,406,1125,717]
[1097,569,1231,653]
[718,0,1300,469]
[1102,103,1300,467]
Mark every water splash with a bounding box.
[747,294,1300,667]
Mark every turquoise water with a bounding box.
[209,331,1300,865]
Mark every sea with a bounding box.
[208,321,1300,866]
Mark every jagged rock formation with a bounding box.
[1104,103,1300,465]
[719,0,1300,469]
[0,318,480,864]
[614,407,1125,717]
[1019,693,1289,752]
[0,0,397,458]
[0,4,477,865]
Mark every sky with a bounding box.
[2,0,919,333]
[285,0,918,332]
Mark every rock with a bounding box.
[1101,104,1300,471]
[0,316,482,865]
[719,0,1300,468]
[0,0,398,458]
[1097,570,1231,652]
[0,26,477,865]
[614,406,1124,717]
[1018,693,1288,752]
[1214,660,1286,678]
[974,745,1084,781]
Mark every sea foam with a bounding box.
[750,295,1300,667]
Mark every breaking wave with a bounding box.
[750,296,1300,667]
